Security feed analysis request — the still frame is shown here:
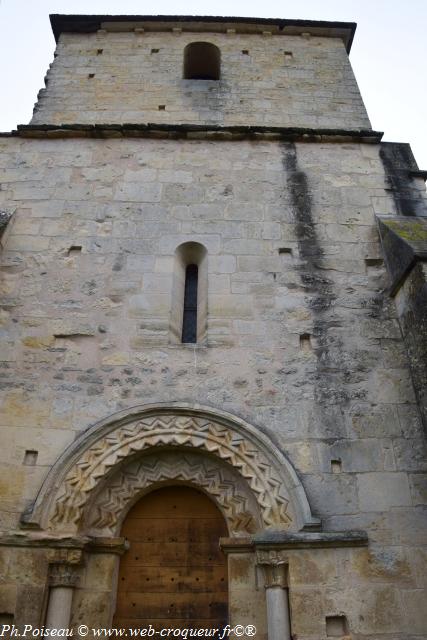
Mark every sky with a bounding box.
[0,0,426,167]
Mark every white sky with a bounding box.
[1,0,426,167]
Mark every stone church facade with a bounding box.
[0,14,426,640]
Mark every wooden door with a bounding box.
[113,486,228,631]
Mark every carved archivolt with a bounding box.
[85,452,261,536]
[50,414,291,531]
[22,404,319,534]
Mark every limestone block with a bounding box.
[83,553,118,591]
[101,352,130,366]
[358,473,412,511]
[142,273,173,293]
[346,403,402,439]
[409,473,427,505]
[409,548,427,588]
[0,583,17,611]
[128,293,170,316]
[289,549,338,587]
[238,256,282,272]
[392,437,427,472]
[368,368,416,404]
[229,555,267,638]
[158,169,193,183]
[209,295,253,319]
[208,274,231,293]
[0,390,51,428]
[401,589,427,635]
[47,319,96,337]
[208,255,236,273]
[289,587,324,635]
[4,235,50,252]
[113,182,161,202]
[303,473,359,516]
[397,404,425,438]
[389,508,427,546]
[71,589,113,631]
[15,584,46,629]
[324,585,403,635]
[283,441,319,474]
[321,439,389,473]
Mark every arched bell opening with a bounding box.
[183,42,221,80]
[112,485,229,632]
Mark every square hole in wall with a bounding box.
[364,257,383,267]
[242,50,249,55]
[331,459,342,474]
[326,615,349,636]
[158,105,166,111]
[278,247,293,255]
[88,73,95,78]
[68,245,82,256]
[284,51,293,58]
[151,48,159,54]
[299,333,312,351]
[23,450,38,466]
[97,49,103,55]
[0,614,14,627]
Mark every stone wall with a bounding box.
[377,215,427,434]
[0,133,426,637]
[31,31,370,129]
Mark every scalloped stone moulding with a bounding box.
[21,403,319,535]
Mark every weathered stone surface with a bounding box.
[0,14,426,640]
[31,27,370,130]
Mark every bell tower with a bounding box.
[0,14,426,640]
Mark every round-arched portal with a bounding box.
[21,404,319,534]
[113,486,228,632]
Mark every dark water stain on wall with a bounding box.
[380,142,425,217]
[281,142,358,422]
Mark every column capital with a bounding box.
[48,562,80,588]
[256,550,288,588]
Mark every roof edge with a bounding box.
[49,14,356,52]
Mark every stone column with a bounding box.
[257,551,291,640]
[45,563,79,631]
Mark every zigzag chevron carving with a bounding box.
[87,453,257,535]
[49,415,292,530]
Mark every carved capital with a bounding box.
[48,563,80,588]
[256,549,288,589]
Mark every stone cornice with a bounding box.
[220,530,369,553]
[0,533,129,555]
[49,15,357,52]
[2,530,368,553]
[252,529,369,548]
[2,124,383,144]
[0,533,88,549]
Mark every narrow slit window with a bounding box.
[181,264,198,343]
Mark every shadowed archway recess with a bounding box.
[183,42,221,80]
[21,404,319,536]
